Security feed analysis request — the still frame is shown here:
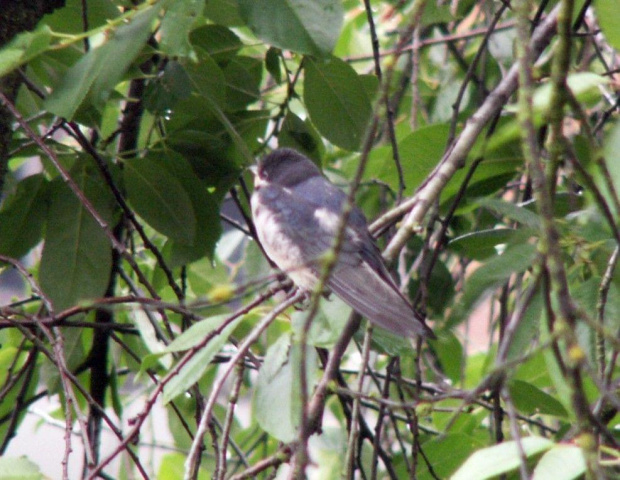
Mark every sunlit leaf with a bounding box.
[239,0,343,55]
[162,315,243,403]
[45,5,159,118]
[452,437,553,480]
[532,445,586,480]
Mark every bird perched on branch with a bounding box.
[250,148,435,339]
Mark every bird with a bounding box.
[250,148,435,339]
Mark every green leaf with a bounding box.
[163,314,232,353]
[159,0,204,57]
[158,452,210,480]
[449,228,519,260]
[478,197,542,229]
[154,152,222,265]
[418,433,487,479]
[532,445,586,480]
[123,156,196,245]
[239,0,343,56]
[531,73,608,112]
[143,61,192,114]
[452,437,553,480]
[44,0,121,33]
[509,380,569,417]
[203,0,244,26]
[489,75,607,155]
[442,157,522,207]
[39,164,115,311]
[45,5,160,118]
[279,111,324,162]
[448,243,537,327]
[0,456,43,480]
[182,49,227,110]
[291,296,351,348]
[0,174,48,258]
[189,25,242,64]
[434,331,464,384]
[506,292,543,361]
[596,0,620,51]
[304,56,372,151]
[0,348,39,445]
[223,56,263,111]
[254,335,318,442]
[362,124,449,194]
[604,120,620,200]
[162,315,243,403]
[265,47,282,83]
[0,25,52,77]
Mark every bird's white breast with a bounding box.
[251,189,318,289]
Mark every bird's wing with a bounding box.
[326,256,435,338]
[267,178,435,338]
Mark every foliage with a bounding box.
[0,0,619,478]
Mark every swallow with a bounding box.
[250,148,435,339]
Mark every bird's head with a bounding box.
[252,148,321,188]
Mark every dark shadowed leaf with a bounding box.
[203,0,244,26]
[448,243,537,327]
[509,379,568,417]
[159,153,223,265]
[0,174,48,258]
[223,56,263,111]
[190,25,242,64]
[449,228,520,260]
[39,163,115,310]
[279,111,324,162]
[265,47,282,83]
[123,156,196,245]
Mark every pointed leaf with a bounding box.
[164,314,231,353]
[532,445,585,480]
[239,0,343,56]
[45,5,159,118]
[153,152,222,265]
[0,25,52,77]
[163,315,243,403]
[509,380,568,417]
[159,0,204,57]
[39,165,114,311]
[254,335,318,442]
[304,56,372,151]
[124,156,196,245]
[0,174,48,258]
[478,197,542,229]
[449,228,520,260]
[0,456,43,480]
[448,243,537,326]
[451,437,553,480]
